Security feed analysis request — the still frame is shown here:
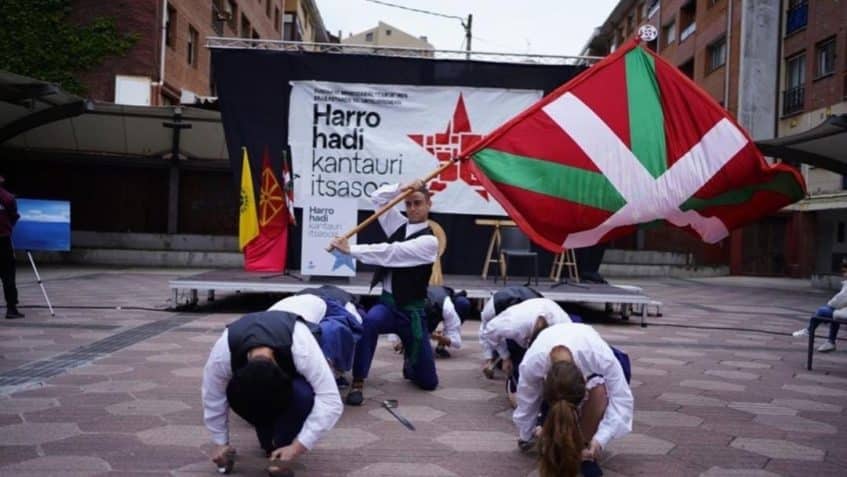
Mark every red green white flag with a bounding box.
[464,39,806,252]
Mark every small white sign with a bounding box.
[301,196,357,277]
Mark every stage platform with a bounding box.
[169,270,661,327]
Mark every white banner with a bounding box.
[300,197,358,277]
[288,81,542,215]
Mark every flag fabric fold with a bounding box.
[244,147,290,271]
[464,39,806,253]
[238,147,259,251]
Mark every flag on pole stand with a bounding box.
[243,147,291,271]
[463,38,806,253]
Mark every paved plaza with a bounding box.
[1,266,846,476]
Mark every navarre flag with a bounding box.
[244,147,290,271]
[238,147,259,251]
[465,39,806,252]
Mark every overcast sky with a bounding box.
[314,0,619,57]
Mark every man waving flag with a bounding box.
[465,38,806,252]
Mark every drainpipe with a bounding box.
[153,1,168,105]
[723,0,732,108]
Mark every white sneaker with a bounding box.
[792,328,810,337]
[817,341,836,353]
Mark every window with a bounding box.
[838,222,845,243]
[646,0,660,19]
[274,7,280,32]
[283,13,300,41]
[385,29,392,36]
[187,25,198,66]
[211,0,224,35]
[266,0,271,17]
[679,0,697,41]
[815,37,836,78]
[662,20,676,48]
[679,58,694,79]
[226,0,238,31]
[783,54,805,115]
[365,32,374,42]
[241,13,251,39]
[785,0,808,36]
[165,4,176,48]
[707,37,727,72]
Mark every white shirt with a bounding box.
[347,183,438,293]
[513,323,633,448]
[481,298,571,359]
[829,281,847,319]
[201,321,343,450]
[479,296,497,359]
[268,295,327,324]
[440,296,463,349]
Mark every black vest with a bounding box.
[227,311,318,377]
[492,286,544,315]
[297,284,357,306]
[370,224,434,307]
[424,285,455,332]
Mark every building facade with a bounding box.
[777,0,847,278]
[582,0,824,277]
[283,0,329,43]
[71,0,287,106]
[342,21,435,55]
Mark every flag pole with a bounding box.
[327,159,458,250]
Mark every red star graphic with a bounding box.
[408,94,489,200]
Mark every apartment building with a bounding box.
[342,21,435,55]
[70,0,287,105]
[582,0,805,276]
[283,0,330,43]
[777,1,847,276]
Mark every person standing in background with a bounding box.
[0,176,23,320]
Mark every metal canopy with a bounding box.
[3,102,228,162]
[0,70,90,144]
[757,114,847,175]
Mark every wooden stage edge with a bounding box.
[169,270,662,327]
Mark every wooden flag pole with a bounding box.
[327,159,457,250]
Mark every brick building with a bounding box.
[581,0,822,277]
[71,0,287,105]
[777,1,847,279]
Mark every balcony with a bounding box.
[782,86,805,115]
[786,1,808,36]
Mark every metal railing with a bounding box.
[205,37,603,65]
[782,86,805,115]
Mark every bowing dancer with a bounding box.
[480,298,573,406]
[202,307,342,476]
[270,293,363,384]
[424,285,473,358]
[329,179,439,406]
[479,286,544,378]
[514,323,634,477]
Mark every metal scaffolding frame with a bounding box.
[206,37,602,66]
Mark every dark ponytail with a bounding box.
[537,360,586,477]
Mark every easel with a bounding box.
[476,219,516,280]
[550,248,579,283]
[25,250,54,316]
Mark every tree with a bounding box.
[0,0,136,94]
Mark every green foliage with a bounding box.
[0,0,137,94]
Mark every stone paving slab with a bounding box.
[0,267,846,475]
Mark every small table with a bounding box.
[475,218,516,280]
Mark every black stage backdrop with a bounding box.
[212,48,602,277]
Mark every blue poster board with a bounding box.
[11,199,71,252]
